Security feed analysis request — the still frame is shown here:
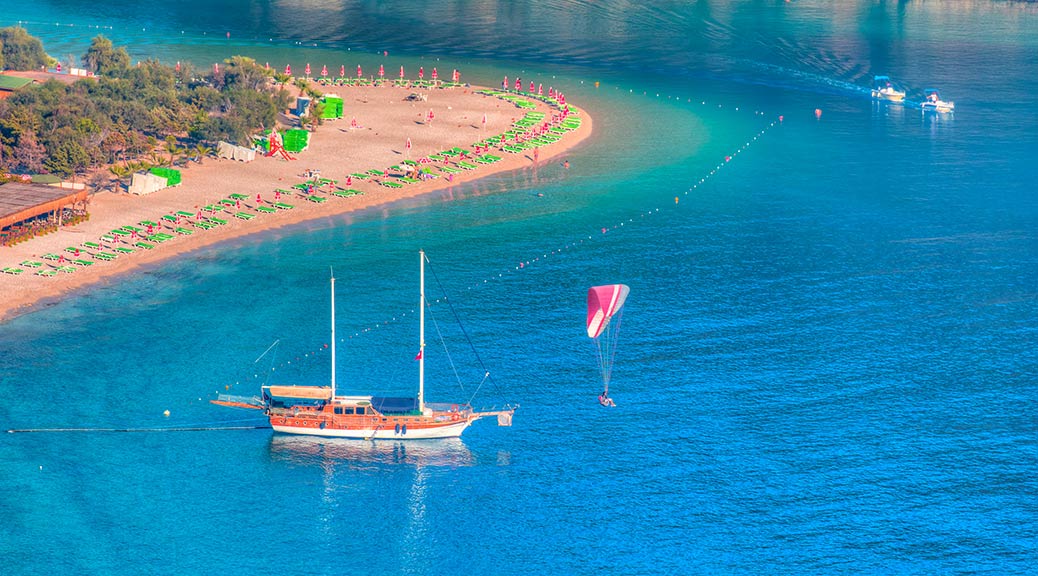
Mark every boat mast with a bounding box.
[330,270,336,400]
[418,250,426,413]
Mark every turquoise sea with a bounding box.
[1,1,1036,574]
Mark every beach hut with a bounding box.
[129,172,168,195]
[320,95,344,119]
[217,141,257,162]
[295,96,312,117]
[282,129,310,153]
[150,166,182,186]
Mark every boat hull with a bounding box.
[871,89,905,102]
[921,102,954,113]
[271,419,471,439]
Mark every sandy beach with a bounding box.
[0,82,591,322]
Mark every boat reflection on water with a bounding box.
[268,434,474,468]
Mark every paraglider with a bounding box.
[587,284,630,407]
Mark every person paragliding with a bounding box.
[587,284,630,407]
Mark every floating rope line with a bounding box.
[228,114,781,383]
[8,425,270,434]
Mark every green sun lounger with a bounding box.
[36,269,57,277]
[2,267,24,275]
[41,253,61,261]
[381,181,404,189]
[234,211,256,220]
[176,211,195,218]
[111,229,131,236]
[456,161,478,170]
[83,241,101,250]
[351,173,369,180]
[255,206,277,214]
[367,170,384,177]
[193,221,215,230]
[93,253,116,261]
[273,202,294,210]
[401,160,418,166]
[57,266,76,274]
[228,194,248,200]
[219,199,237,207]
[209,217,228,225]
[114,247,134,254]
[175,227,194,235]
[332,189,364,198]
[139,220,158,227]
[306,195,327,203]
[292,183,310,190]
[135,242,155,250]
[275,188,295,196]
[161,214,179,223]
[20,260,43,268]
[72,259,93,267]
[438,166,461,174]
[399,177,420,184]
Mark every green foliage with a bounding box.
[0,29,288,175]
[0,26,49,71]
[83,35,130,76]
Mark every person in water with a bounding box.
[599,391,616,407]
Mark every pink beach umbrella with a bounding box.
[481,113,487,128]
[56,62,62,73]
[176,61,181,72]
[529,81,535,93]
[427,110,434,123]
[406,138,412,152]
[379,64,385,79]
[503,76,509,90]
[321,65,328,77]
[419,66,424,79]
[538,83,543,95]
[431,68,438,81]
[400,65,405,79]
[452,69,459,83]
[213,62,219,74]
[285,64,291,75]
[357,65,363,78]
[305,63,311,76]
[264,62,269,70]
[515,78,521,91]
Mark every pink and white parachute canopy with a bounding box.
[587,284,630,339]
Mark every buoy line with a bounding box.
[7,425,270,434]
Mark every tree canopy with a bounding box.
[0,26,49,71]
[0,31,290,180]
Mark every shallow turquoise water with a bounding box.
[1,1,1036,574]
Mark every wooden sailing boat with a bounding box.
[213,251,516,439]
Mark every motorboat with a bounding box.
[920,88,955,113]
[871,75,906,102]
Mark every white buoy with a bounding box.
[163,410,170,417]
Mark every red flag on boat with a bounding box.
[431,68,438,80]
[379,64,385,78]
[321,65,328,77]
[419,66,424,79]
[305,63,311,76]
[285,64,291,75]
[357,65,363,78]
[414,350,423,360]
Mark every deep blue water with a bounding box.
[2,1,1037,574]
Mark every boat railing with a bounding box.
[215,393,264,407]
